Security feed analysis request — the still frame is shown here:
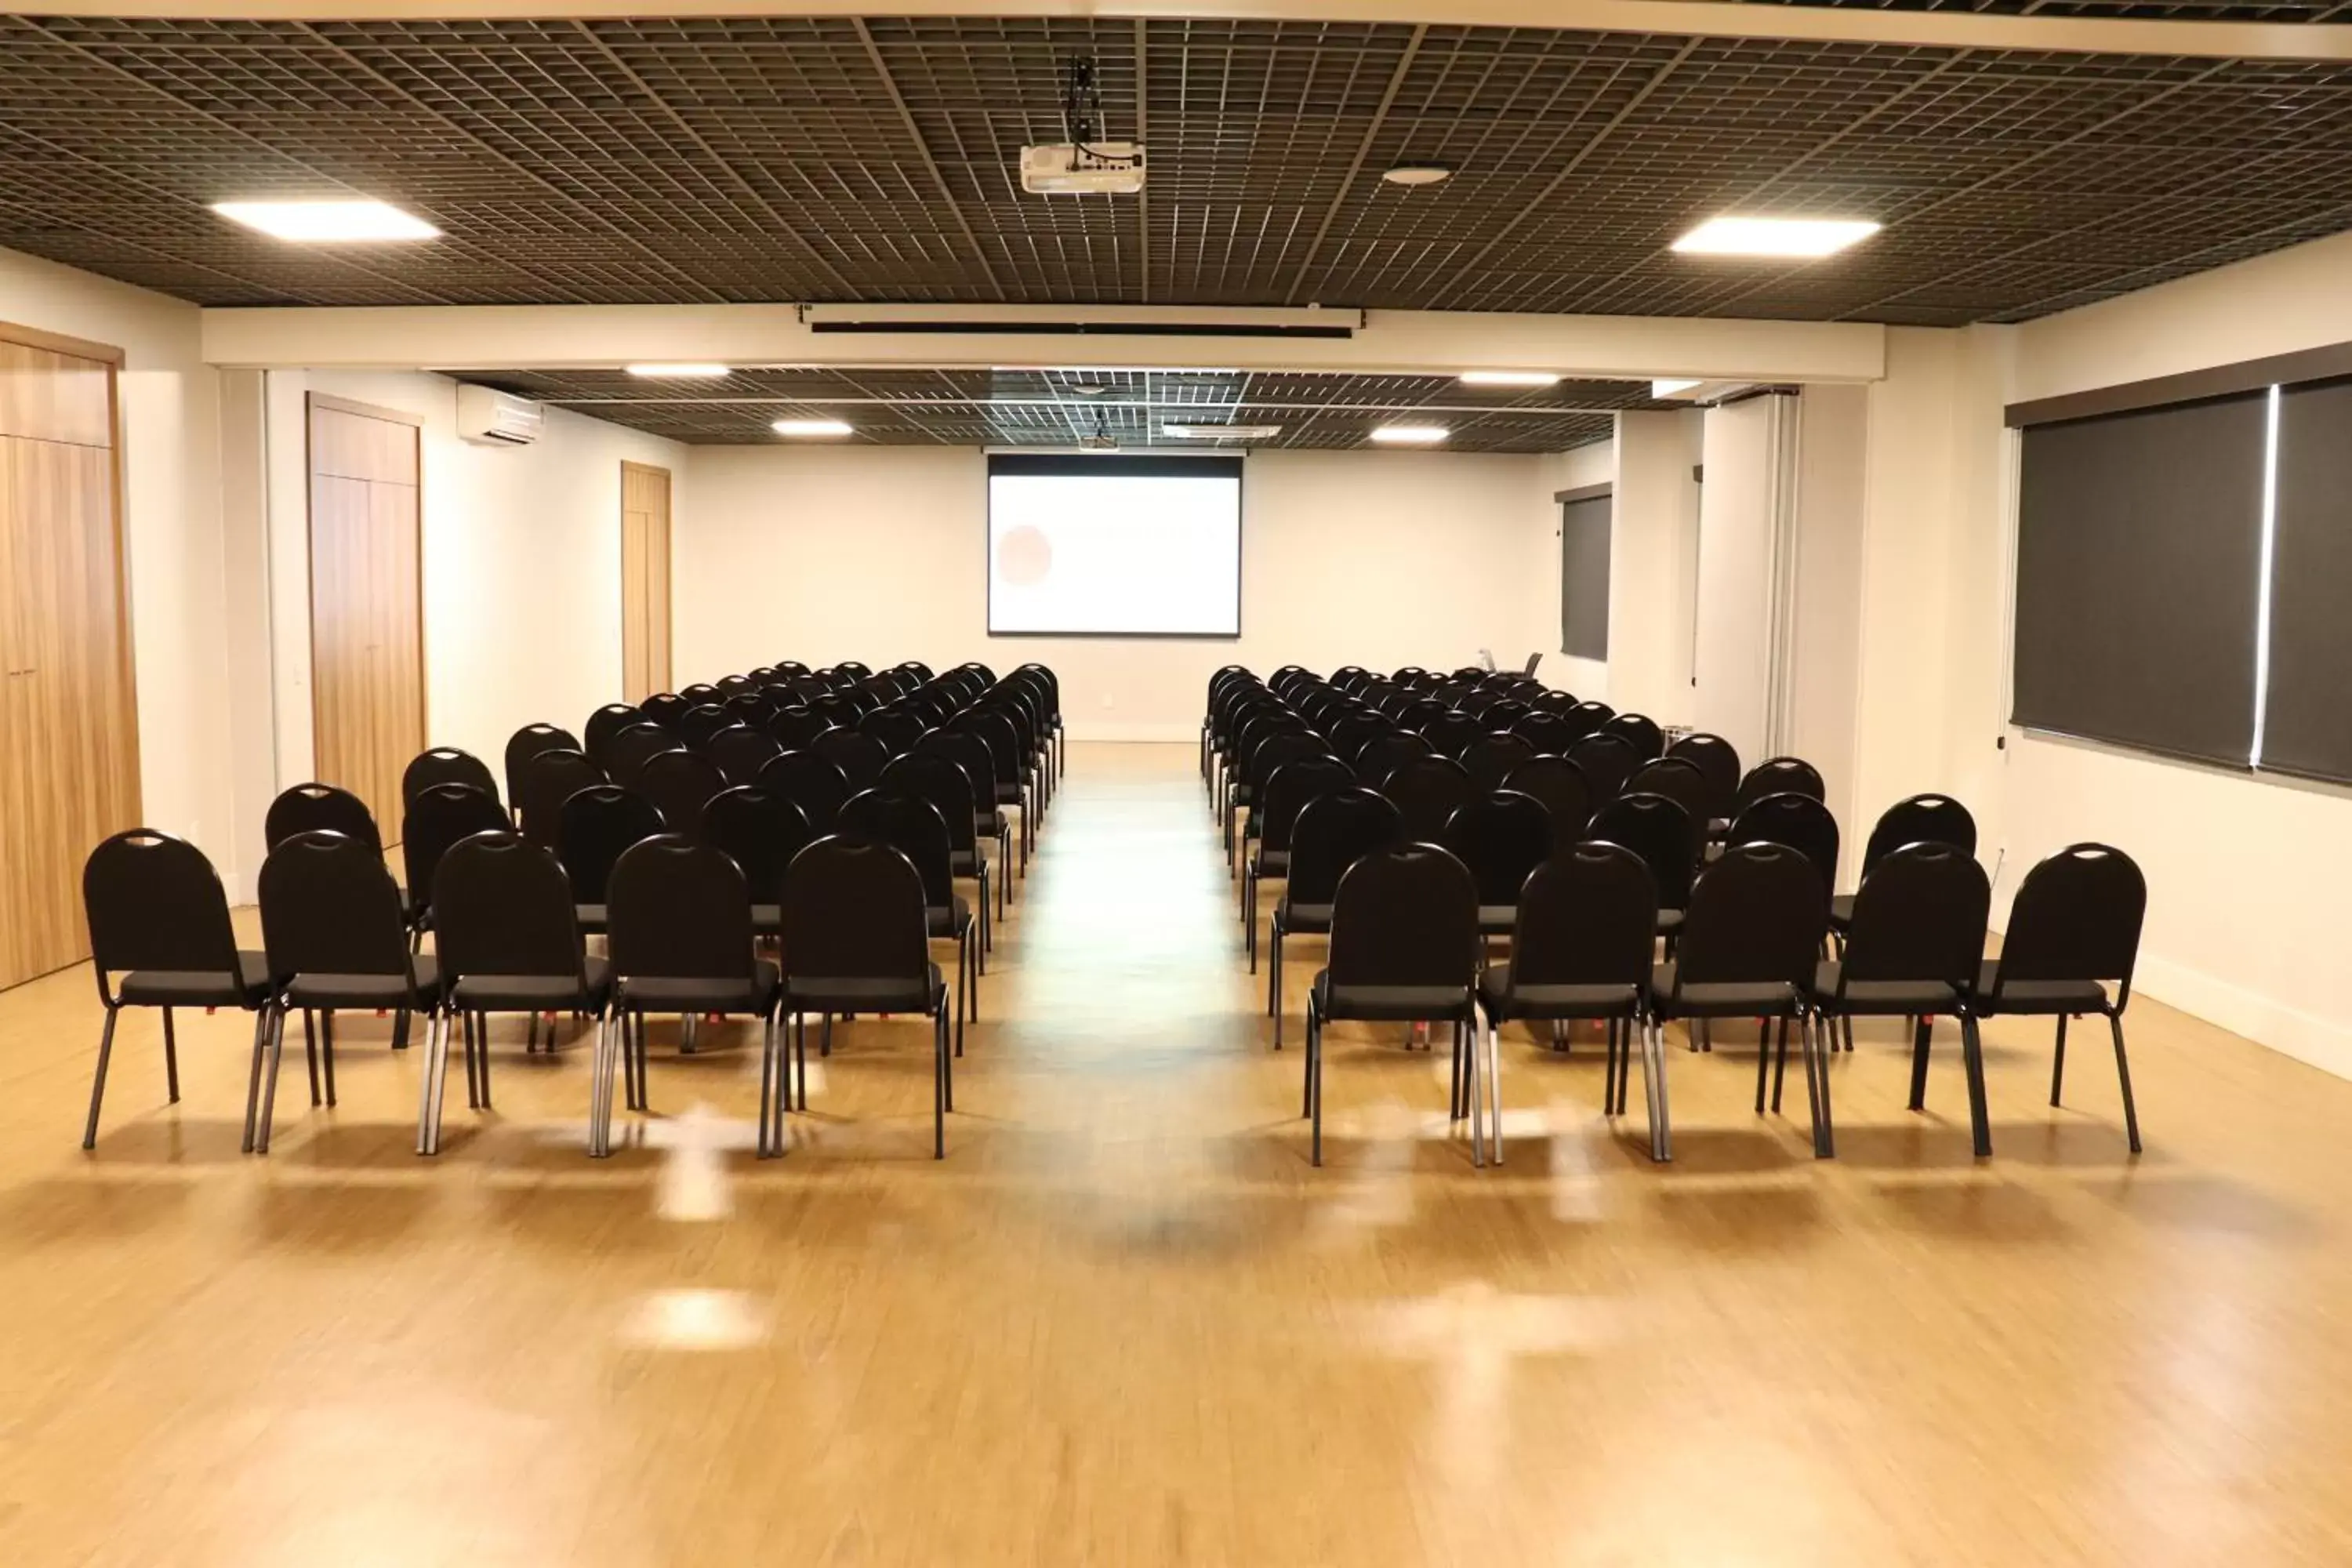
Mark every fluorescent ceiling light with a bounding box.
[771,419,853,438]
[1370,423,1449,445]
[1652,379,1702,397]
[1381,164,1453,187]
[1163,423,1281,441]
[210,199,438,242]
[1671,216,1881,258]
[627,362,730,379]
[1459,371,1559,388]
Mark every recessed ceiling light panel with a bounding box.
[1651,379,1702,397]
[1162,423,1281,441]
[1459,371,1560,388]
[211,199,438,242]
[1381,164,1454,187]
[1370,423,1449,445]
[1671,216,1881,258]
[627,362,730,378]
[771,419,853,438]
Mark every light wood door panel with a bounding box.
[0,343,114,448]
[621,461,672,703]
[308,401,423,841]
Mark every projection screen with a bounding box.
[986,453,1243,637]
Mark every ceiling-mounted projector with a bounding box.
[1021,143,1146,195]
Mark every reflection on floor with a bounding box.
[2,742,2347,1565]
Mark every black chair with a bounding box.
[402,746,499,812]
[913,730,1015,906]
[760,750,854,836]
[1441,790,1555,936]
[1808,843,1993,1156]
[1511,712,1578,755]
[951,707,1036,874]
[1380,753,1475,842]
[1304,844,1482,1167]
[1244,754,1356,960]
[1667,732,1741,827]
[776,837,955,1157]
[1598,712,1665,761]
[681,681,724,705]
[1355,731,1433,789]
[882,752,995,947]
[1231,733,1330,872]
[1269,788,1403,1045]
[423,830,612,1154]
[401,783,510,938]
[594,836,784,1156]
[725,693,776,729]
[604,724,683,788]
[264,782,381,854]
[638,748,729,837]
[641,692,690,730]
[1733,756,1827,818]
[1973,844,2147,1153]
[838,789,976,1049]
[1461,732,1537,795]
[768,706,831,750]
[702,784,817,938]
[503,724,580,820]
[1728,792,1840,902]
[1650,842,1833,1159]
[1421,710,1485,760]
[80,830,276,1151]
[1565,699,1615,739]
[583,702,644,767]
[1476,844,1661,1161]
[1832,793,1978,938]
[254,829,442,1152]
[813,727,891,792]
[677,704,735,753]
[709,725,786,788]
[1588,793,1699,944]
[1501,755,1593,838]
[556,784,666,933]
[862,708,929,758]
[1565,732,1640,805]
[515,748,608,848]
[1621,757,1714,833]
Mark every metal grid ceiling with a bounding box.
[455,367,1659,448]
[4,15,2352,325]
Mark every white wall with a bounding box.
[1691,395,1789,766]
[262,370,688,798]
[674,445,1557,739]
[1787,384,1869,851]
[0,245,247,883]
[1606,409,1704,725]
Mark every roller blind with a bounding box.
[2259,380,2352,782]
[2011,394,2267,767]
[1560,494,1610,661]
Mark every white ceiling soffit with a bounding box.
[200,304,1889,385]
[29,0,2352,63]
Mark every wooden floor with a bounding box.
[4,742,2350,1565]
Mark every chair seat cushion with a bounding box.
[1476,904,1517,935]
[1828,891,1856,931]
[1231,784,1254,806]
[120,950,276,1008]
[752,902,783,935]
[620,959,781,1014]
[977,811,1008,836]
[1254,848,1290,877]
[1478,964,1639,1021]
[994,783,1022,806]
[1656,908,1685,935]
[574,902,607,934]
[1277,901,1333,934]
[1809,961,1958,1015]
[451,955,612,1013]
[927,896,972,938]
[284,956,442,1010]
[1312,973,1474,1022]
[949,849,980,876]
[1650,962,1799,1018]
[784,964,945,1014]
[1975,963,2111,1014]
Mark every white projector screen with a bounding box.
[987,454,1243,637]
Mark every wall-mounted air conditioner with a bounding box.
[456,383,544,446]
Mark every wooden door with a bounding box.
[307,396,424,841]
[621,460,673,702]
[0,328,140,989]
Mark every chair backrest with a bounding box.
[1672,841,1828,991]
[861,707,930,758]
[725,693,776,729]
[83,830,241,988]
[1380,753,1475,841]
[641,692,690,729]
[1355,731,1432,788]
[677,704,736,753]
[1621,756,1715,831]
[265,782,381,854]
[432,830,590,985]
[1727,791,1839,895]
[1245,733,1327,793]
[1287,788,1405,906]
[556,784,667,904]
[1508,842,1660,992]
[1256,755,1356,853]
[681,682,723,705]
[782,837,932,982]
[1565,699,1615,738]
[1860,793,1978,879]
[709,725,786,786]
[503,723,579,811]
[401,783,510,917]
[1327,844,1479,990]
[1512,711,1577,755]
[1598,712,1665,761]
[701,785,816,904]
[515,748,608,848]
[812,727,891,790]
[1564,732,1640,804]
[1992,844,2146,1000]
[583,702,644,766]
[759,750,855,833]
[838,788,955,907]
[768,706,832,750]
[605,724,682,787]
[1734,756,1827,815]
[1421,710,1485,760]
[909,731,997,826]
[401,746,499,811]
[260,828,415,982]
[1665,732,1741,820]
[1586,792,1698,911]
[1440,790,1555,909]
[880,753,979,855]
[608,835,758,985]
[1839,842,1990,993]
[1461,732,1537,794]
[1501,754,1593,837]
[637,748,730,835]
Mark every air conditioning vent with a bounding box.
[456,383,544,446]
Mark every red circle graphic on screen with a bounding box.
[996,524,1054,586]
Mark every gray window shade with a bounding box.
[2260,380,2352,782]
[1560,495,1610,661]
[2012,394,2266,767]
